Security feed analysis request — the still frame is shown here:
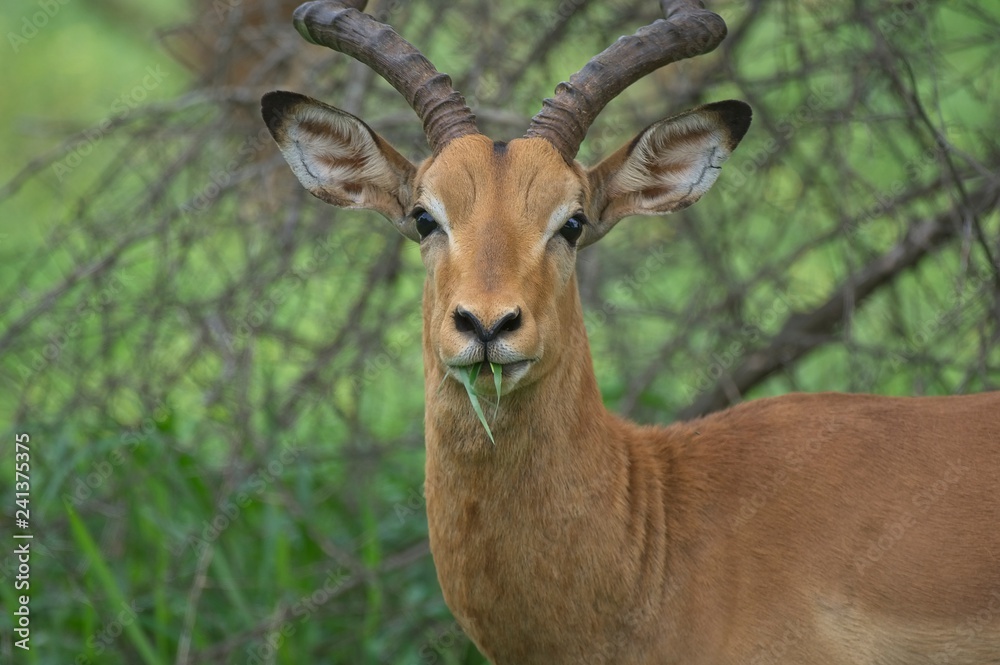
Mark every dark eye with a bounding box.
[559,213,586,246]
[413,208,439,240]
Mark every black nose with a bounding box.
[454,307,522,343]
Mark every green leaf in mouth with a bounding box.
[490,362,502,417]
[457,362,495,445]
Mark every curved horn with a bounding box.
[526,0,729,161]
[293,0,479,152]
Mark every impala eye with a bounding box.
[413,208,439,240]
[559,213,586,246]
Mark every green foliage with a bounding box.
[1,0,998,663]
[456,363,497,445]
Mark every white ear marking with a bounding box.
[582,101,749,247]
[281,106,398,195]
[263,93,418,237]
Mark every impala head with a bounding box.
[263,0,750,395]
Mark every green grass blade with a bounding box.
[64,501,166,665]
[458,364,494,445]
[360,485,384,647]
[435,368,450,396]
[211,543,254,626]
[490,362,502,417]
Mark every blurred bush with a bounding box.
[1,0,998,662]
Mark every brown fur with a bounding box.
[264,96,1000,664]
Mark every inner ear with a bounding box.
[584,100,751,247]
[262,91,420,240]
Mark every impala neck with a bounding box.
[421,278,675,662]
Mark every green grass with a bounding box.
[456,362,497,445]
[1,1,998,663]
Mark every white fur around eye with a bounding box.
[545,203,577,237]
[420,196,452,235]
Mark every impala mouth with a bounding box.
[489,360,531,379]
[448,359,533,386]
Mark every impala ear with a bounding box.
[261,91,421,241]
[584,100,751,246]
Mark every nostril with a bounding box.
[453,307,482,337]
[496,308,522,334]
[453,307,522,343]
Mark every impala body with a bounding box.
[263,1,1000,662]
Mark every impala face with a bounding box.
[416,135,585,392]
[262,0,749,399]
[262,93,750,395]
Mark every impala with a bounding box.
[261,1,1000,662]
